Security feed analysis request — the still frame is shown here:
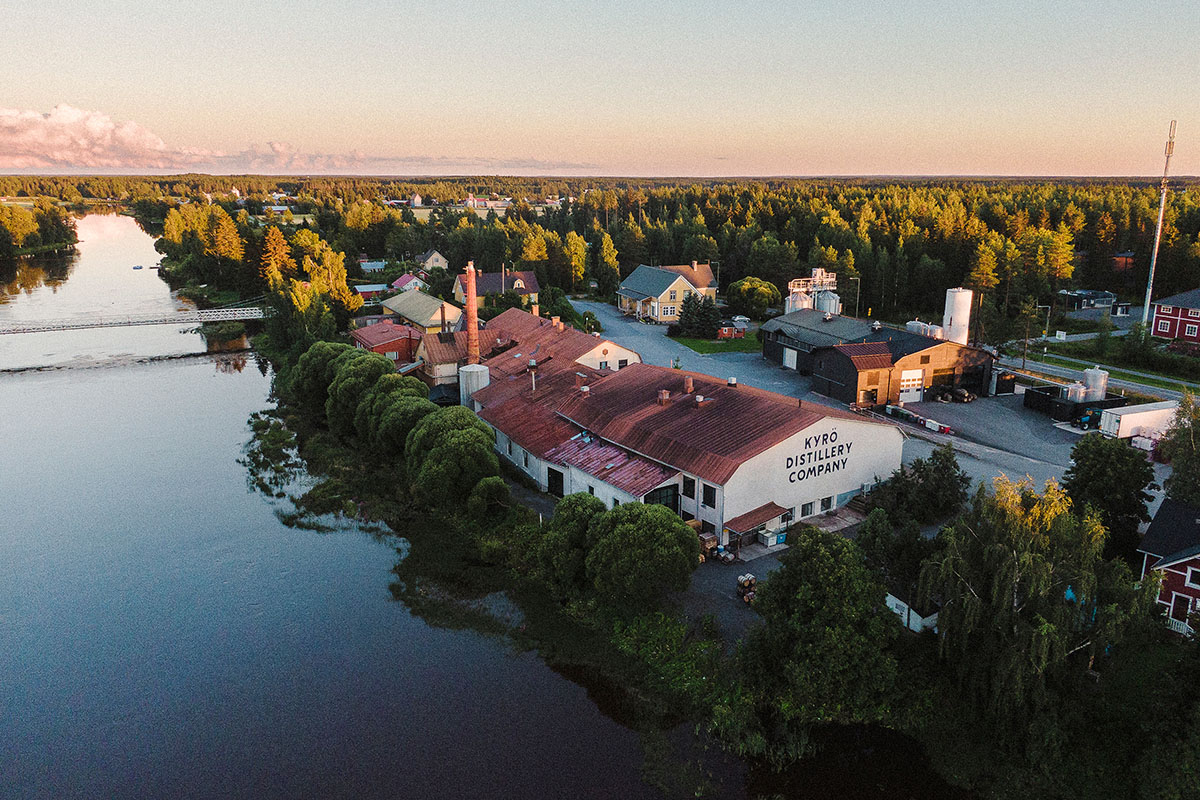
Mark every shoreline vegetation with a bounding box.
[9,174,1200,798]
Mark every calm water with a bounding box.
[0,214,203,371]
[0,218,667,799]
[0,215,958,800]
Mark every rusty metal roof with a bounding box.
[556,363,864,485]
[349,322,422,349]
[833,342,894,371]
[724,502,788,534]
[544,434,678,498]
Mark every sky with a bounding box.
[1,0,1197,177]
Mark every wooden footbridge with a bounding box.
[0,306,266,335]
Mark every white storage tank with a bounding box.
[814,290,842,315]
[1064,382,1087,402]
[906,320,928,336]
[1083,367,1109,402]
[458,363,491,407]
[942,287,973,345]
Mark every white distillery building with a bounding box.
[469,361,904,546]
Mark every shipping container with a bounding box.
[1099,401,1178,439]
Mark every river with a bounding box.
[0,215,960,799]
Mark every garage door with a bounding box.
[783,348,798,370]
[899,369,923,403]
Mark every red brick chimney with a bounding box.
[465,261,480,364]
[684,376,694,394]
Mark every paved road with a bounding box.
[575,300,817,399]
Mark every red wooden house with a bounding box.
[1138,497,1200,636]
[349,321,423,364]
[1150,288,1200,344]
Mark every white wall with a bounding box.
[579,341,641,371]
[886,593,939,633]
[720,416,904,543]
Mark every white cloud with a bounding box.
[0,105,597,175]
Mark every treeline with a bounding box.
[0,200,77,257]
[104,176,1193,335]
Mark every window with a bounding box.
[801,502,814,517]
[781,507,795,524]
[1161,305,1173,313]
[506,438,512,455]
[1190,309,1200,318]
[919,355,931,365]
[702,484,717,508]
[1188,568,1200,590]
[820,496,833,512]
[612,498,620,508]
[682,477,696,499]
[681,510,694,521]
[1158,320,1171,333]
[661,305,676,317]
[700,520,716,534]
[385,351,399,360]
[599,360,609,370]
[587,485,595,496]
[669,289,677,301]
[617,359,628,369]
[523,451,529,468]
[1188,324,1198,338]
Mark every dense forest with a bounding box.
[6,173,1200,339]
[0,198,77,257]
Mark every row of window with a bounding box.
[1157,319,1199,337]
[1157,305,1200,318]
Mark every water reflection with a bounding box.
[0,256,75,301]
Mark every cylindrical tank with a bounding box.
[785,290,814,314]
[1064,382,1087,403]
[942,287,973,345]
[814,290,842,315]
[906,320,925,335]
[458,363,491,407]
[1083,366,1109,402]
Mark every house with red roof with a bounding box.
[349,321,423,364]
[391,273,428,293]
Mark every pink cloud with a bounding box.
[0,105,596,175]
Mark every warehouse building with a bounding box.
[469,360,904,546]
[810,332,993,406]
[762,288,994,406]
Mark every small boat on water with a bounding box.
[133,265,144,270]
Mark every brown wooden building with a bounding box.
[810,333,993,407]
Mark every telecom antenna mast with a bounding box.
[1141,120,1177,327]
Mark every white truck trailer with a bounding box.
[1099,400,1178,439]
